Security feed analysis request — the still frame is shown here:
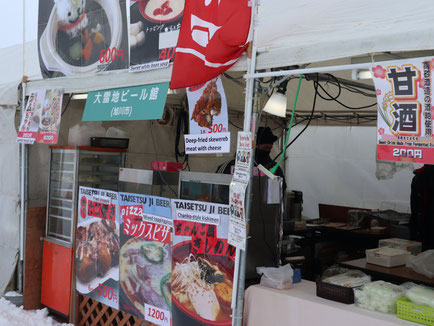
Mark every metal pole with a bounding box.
[232,2,258,323]
[18,82,27,294]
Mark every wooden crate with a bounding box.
[77,295,143,326]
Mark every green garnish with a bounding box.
[141,243,164,264]
[160,273,171,309]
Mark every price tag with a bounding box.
[145,303,170,326]
[96,283,119,304]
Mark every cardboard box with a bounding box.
[379,238,422,255]
[366,247,411,267]
[150,161,183,172]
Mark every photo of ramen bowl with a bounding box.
[172,242,234,326]
[39,0,123,76]
[136,0,184,23]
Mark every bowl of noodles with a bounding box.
[172,242,234,325]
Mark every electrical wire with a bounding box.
[148,121,178,197]
[273,74,320,161]
[61,94,73,116]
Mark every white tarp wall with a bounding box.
[285,125,416,219]
[0,104,20,295]
[251,0,434,70]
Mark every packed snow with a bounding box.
[0,297,72,325]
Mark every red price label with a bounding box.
[99,47,124,63]
[145,303,170,326]
[97,283,118,304]
[208,123,226,133]
[159,47,175,61]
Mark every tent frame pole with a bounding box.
[244,55,434,80]
[232,2,258,326]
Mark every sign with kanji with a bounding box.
[374,57,434,163]
[129,0,184,72]
[17,89,64,144]
[76,187,120,310]
[171,199,236,325]
[118,193,172,325]
[82,83,169,121]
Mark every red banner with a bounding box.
[170,0,252,89]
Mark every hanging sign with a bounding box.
[82,83,169,121]
[374,57,434,163]
[17,89,63,144]
[171,199,236,326]
[185,76,230,154]
[228,182,247,250]
[118,193,172,326]
[129,0,184,72]
[38,0,129,78]
[232,132,253,183]
[76,187,120,309]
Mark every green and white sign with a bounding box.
[82,82,169,121]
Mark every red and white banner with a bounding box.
[170,0,252,89]
[373,57,434,164]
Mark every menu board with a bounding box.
[171,199,236,326]
[129,0,184,72]
[119,193,172,326]
[76,187,120,309]
[38,0,129,78]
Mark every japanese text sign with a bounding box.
[118,193,172,325]
[129,0,184,73]
[171,199,236,326]
[76,187,120,310]
[374,57,434,163]
[82,83,169,121]
[17,89,64,144]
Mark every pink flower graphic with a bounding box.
[376,89,381,95]
[378,128,385,135]
[372,65,386,79]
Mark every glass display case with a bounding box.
[45,146,125,244]
[41,146,125,316]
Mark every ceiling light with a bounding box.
[352,69,372,80]
[263,79,289,117]
[71,93,88,100]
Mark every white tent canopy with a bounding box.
[0,0,433,93]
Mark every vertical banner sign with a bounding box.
[76,187,120,309]
[17,89,46,144]
[38,0,129,78]
[119,193,172,326]
[373,57,434,163]
[36,89,64,144]
[171,199,236,326]
[185,76,230,154]
[228,132,253,250]
[129,0,184,72]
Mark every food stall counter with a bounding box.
[243,280,415,326]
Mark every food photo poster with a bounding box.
[129,0,184,72]
[38,0,129,78]
[76,187,120,309]
[119,193,172,326]
[171,199,236,326]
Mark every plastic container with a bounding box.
[366,247,411,267]
[379,238,422,255]
[317,281,355,304]
[397,297,434,326]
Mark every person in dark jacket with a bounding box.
[216,126,285,179]
[410,165,434,250]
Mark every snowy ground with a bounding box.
[0,297,72,326]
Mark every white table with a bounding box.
[243,281,417,326]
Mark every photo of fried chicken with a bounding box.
[191,80,222,128]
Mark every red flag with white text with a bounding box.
[170,0,252,89]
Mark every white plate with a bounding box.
[76,217,120,294]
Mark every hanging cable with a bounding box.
[61,94,73,116]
